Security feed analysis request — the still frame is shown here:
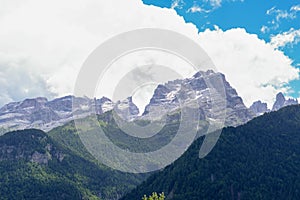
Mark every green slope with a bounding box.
[48,110,206,171]
[122,105,300,200]
[0,129,144,200]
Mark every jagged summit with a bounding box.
[143,70,253,126]
[249,100,269,117]
[249,92,298,116]
[0,96,113,132]
[272,92,298,111]
[0,70,254,133]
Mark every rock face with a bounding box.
[95,97,115,114]
[0,94,141,133]
[0,96,114,132]
[272,92,298,111]
[114,97,139,121]
[249,101,269,116]
[249,92,298,116]
[143,70,254,126]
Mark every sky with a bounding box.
[143,0,300,104]
[0,0,299,110]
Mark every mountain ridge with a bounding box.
[0,70,254,134]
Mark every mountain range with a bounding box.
[3,70,295,134]
[0,70,299,199]
[0,70,298,135]
[0,95,140,134]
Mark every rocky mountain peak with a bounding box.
[272,92,285,111]
[272,92,298,111]
[249,100,269,116]
[249,92,298,116]
[143,70,253,126]
[115,97,139,120]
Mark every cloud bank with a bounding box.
[0,0,298,109]
[198,28,299,107]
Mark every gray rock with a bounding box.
[114,97,139,121]
[249,101,269,116]
[143,70,254,127]
[0,96,116,132]
[272,92,298,111]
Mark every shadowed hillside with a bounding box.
[122,105,300,200]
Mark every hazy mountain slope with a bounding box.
[122,105,300,200]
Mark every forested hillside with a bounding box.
[122,105,300,200]
[0,129,144,200]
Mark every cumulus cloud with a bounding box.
[198,28,299,107]
[0,0,200,107]
[0,0,298,110]
[0,55,55,106]
[270,28,300,48]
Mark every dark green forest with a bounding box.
[122,105,300,200]
[1,105,300,199]
[0,129,144,200]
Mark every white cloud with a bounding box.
[266,6,297,21]
[0,0,298,110]
[171,0,185,9]
[262,5,300,33]
[0,0,200,107]
[270,28,300,48]
[260,25,269,33]
[187,4,210,13]
[0,54,55,106]
[207,0,222,8]
[204,0,243,9]
[198,28,299,107]
[291,5,300,12]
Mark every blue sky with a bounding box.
[143,0,300,99]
